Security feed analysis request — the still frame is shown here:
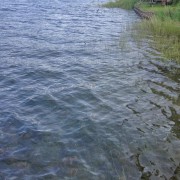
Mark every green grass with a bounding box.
[137,18,180,62]
[136,2,180,62]
[137,2,180,21]
[103,0,180,62]
[103,0,138,10]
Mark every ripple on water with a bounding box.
[0,0,180,179]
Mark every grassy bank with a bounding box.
[103,0,138,9]
[103,0,180,62]
[138,2,180,21]
[137,2,180,61]
[138,18,180,61]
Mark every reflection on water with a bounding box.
[0,0,180,179]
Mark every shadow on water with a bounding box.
[147,61,180,139]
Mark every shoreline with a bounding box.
[102,0,180,62]
[133,6,154,20]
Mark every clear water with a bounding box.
[0,0,180,179]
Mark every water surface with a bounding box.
[0,0,180,179]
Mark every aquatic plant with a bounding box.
[137,17,180,62]
[136,2,180,61]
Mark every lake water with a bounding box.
[0,0,180,179]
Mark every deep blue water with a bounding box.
[0,0,180,179]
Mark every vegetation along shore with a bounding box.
[103,0,180,62]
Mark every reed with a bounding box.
[137,17,180,62]
[136,2,180,62]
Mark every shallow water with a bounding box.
[0,0,180,179]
